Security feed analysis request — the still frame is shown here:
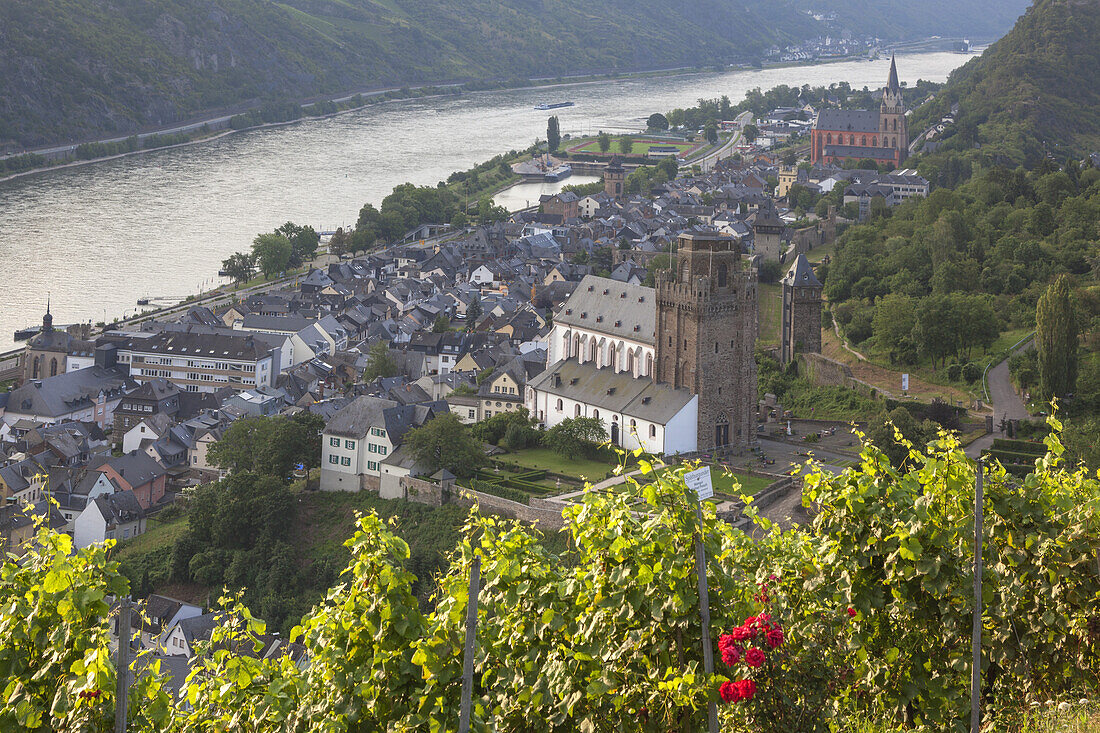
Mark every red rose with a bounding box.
[721,645,742,667]
[718,633,737,653]
[735,679,757,701]
[756,612,772,625]
[744,647,766,668]
[719,680,741,703]
[731,624,755,641]
[766,627,784,649]
[847,607,857,618]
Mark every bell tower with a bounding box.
[604,156,625,198]
[655,232,758,451]
[880,55,909,165]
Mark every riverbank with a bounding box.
[0,42,952,186]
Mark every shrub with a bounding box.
[962,362,982,383]
[946,363,963,381]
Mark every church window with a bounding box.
[826,133,832,144]
[593,409,600,420]
[649,424,657,438]
[892,137,897,148]
[50,358,58,377]
[32,356,40,379]
[861,136,866,146]
[556,399,563,411]
[893,119,897,132]
[872,137,877,147]
[717,263,727,287]
[575,405,582,417]
[849,135,854,145]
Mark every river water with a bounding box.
[0,51,971,350]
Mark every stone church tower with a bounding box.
[880,55,909,159]
[656,232,758,451]
[780,253,823,365]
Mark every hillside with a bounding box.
[0,0,1028,150]
[911,0,1100,165]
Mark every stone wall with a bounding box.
[396,476,567,529]
[797,352,879,399]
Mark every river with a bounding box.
[0,51,972,350]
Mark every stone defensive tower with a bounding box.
[780,253,823,365]
[656,232,758,451]
[604,156,625,198]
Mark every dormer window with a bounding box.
[581,312,587,319]
[596,316,603,323]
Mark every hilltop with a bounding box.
[911,0,1100,165]
[0,0,1028,149]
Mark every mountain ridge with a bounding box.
[0,0,1030,149]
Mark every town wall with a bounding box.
[398,477,566,529]
[797,353,879,399]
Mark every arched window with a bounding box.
[717,263,727,288]
[849,135,854,145]
[626,349,635,376]
[892,137,897,148]
[861,136,866,146]
[593,409,600,420]
[649,424,657,438]
[575,405,582,417]
[563,332,571,358]
[645,353,653,377]
[50,358,58,377]
[573,333,581,361]
[892,118,897,132]
[630,419,637,433]
[32,356,40,379]
[872,137,877,147]
[826,133,832,144]
[556,398,563,412]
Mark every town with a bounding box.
[2,29,1098,729]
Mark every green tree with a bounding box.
[597,131,611,153]
[704,122,718,145]
[220,252,255,285]
[363,340,398,382]
[251,233,292,280]
[275,222,320,266]
[208,413,323,478]
[742,123,759,143]
[546,116,560,152]
[328,227,349,257]
[1035,274,1079,399]
[873,293,917,360]
[466,294,482,322]
[404,413,485,477]
[619,136,633,155]
[646,112,669,131]
[543,416,607,458]
[432,313,450,333]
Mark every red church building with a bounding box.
[810,56,909,168]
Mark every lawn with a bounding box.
[496,447,620,483]
[114,514,188,561]
[564,136,704,158]
[703,467,775,496]
[758,282,782,348]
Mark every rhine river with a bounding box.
[0,51,970,350]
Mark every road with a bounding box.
[693,111,753,171]
[966,337,1033,457]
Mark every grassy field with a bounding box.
[758,282,782,348]
[564,136,703,158]
[115,515,188,561]
[707,467,775,496]
[495,447,619,483]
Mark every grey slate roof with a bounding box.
[554,275,656,346]
[814,109,881,134]
[324,396,439,445]
[529,360,694,425]
[7,367,133,418]
[783,254,822,288]
[102,451,166,488]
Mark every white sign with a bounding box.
[684,467,714,502]
[902,373,910,391]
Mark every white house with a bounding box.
[162,613,218,658]
[320,397,444,492]
[73,490,146,549]
[122,414,173,454]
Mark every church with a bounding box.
[526,232,758,456]
[810,56,909,168]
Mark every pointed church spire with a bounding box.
[887,54,900,92]
[43,296,54,332]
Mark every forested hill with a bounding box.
[911,0,1100,166]
[1,0,1027,150]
